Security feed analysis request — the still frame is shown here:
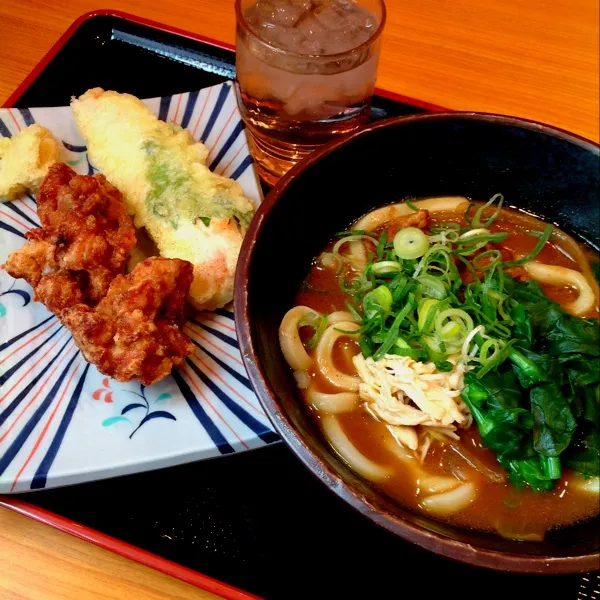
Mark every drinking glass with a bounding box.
[235,0,386,185]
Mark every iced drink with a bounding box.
[236,0,385,184]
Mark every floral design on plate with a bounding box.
[0,82,277,493]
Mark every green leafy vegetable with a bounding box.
[565,428,600,477]
[329,193,599,491]
[461,371,532,460]
[592,261,600,284]
[508,348,554,388]
[501,456,555,491]
[530,384,577,456]
[510,347,562,388]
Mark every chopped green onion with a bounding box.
[467,193,504,228]
[319,252,343,271]
[435,360,455,372]
[458,228,492,241]
[358,336,373,357]
[472,250,502,271]
[456,230,508,245]
[463,202,477,227]
[416,274,447,299]
[430,222,461,233]
[476,338,515,378]
[405,198,419,212]
[429,228,460,244]
[334,229,376,237]
[363,285,393,316]
[501,224,553,267]
[372,297,415,360]
[418,299,440,332]
[345,302,363,323]
[340,271,372,298]
[412,244,455,280]
[394,227,430,260]
[434,308,474,347]
[298,312,328,350]
[332,194,558,386]
[333,234,378,256]
[479,338,503,365]
[439,320,461,339]
[376,230,388,259]
[455,229,508,256]
[394,337,411,349]
[487,289,513,322]
[372,261,403,275]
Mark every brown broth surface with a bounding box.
[295,203,600,538]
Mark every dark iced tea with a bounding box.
[235,0,385,184]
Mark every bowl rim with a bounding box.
[234,111,600,574]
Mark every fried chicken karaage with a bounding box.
[62,257,194,385]
[4,163,195,385]
[4,162,136,312]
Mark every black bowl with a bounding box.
[235,113,600,573]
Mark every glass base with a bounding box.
[245,128,321,187]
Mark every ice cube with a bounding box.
[246,0,308,28]
[300,38,324,54]
[245,0,377,55]
[344,9,375,35]
[271,27,307,52]
[296,14,327,38]
[273,3,306,26]
[313,4,350,31]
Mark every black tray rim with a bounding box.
[2,9,449,113]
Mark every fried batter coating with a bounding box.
[4,163,136,312]
[62,257,194,385]
[72,88,256,311]
[3,238,55,288]
[0,124,60,200]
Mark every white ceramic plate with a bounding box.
[0,82,277,493]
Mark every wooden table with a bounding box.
[0,507,222,599]
[1,0,598,141]
[0,0,598,598]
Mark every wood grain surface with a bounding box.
[0,507,222,599]
[0,0,598,141]
[0,0,598,598]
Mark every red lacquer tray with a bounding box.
[1,11,589,600]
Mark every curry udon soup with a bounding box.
[279,195,600,541]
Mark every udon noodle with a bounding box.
[279,195,600,540]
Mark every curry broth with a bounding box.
[295,205,599,537]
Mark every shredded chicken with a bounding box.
[353,354,471,452]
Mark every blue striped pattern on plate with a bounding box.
[0,82,277,493]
